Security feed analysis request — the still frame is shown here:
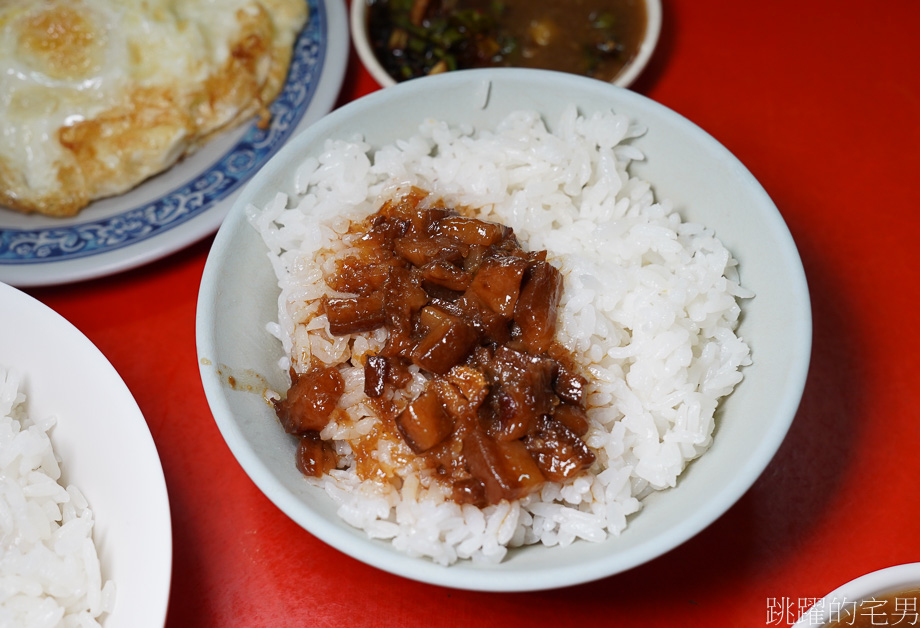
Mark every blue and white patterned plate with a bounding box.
[0,0,348,288]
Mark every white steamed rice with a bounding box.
[249,105,753,565]
[1,367,114,626]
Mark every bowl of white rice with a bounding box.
[196,68,811,591]
[1,282,172,626]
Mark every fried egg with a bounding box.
[0,0,307,217]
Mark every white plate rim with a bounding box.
[0,0,349,288]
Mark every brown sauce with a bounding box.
[272,188,596,507]
[823,588,920,627]
[367,0,647,82]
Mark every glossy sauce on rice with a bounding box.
[272,187,598,508]
[249,105,752,564]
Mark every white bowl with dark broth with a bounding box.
[196,68,810,591]
[351,0,661,88]
[795,564,920,627]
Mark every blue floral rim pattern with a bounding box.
[0,0,325,265]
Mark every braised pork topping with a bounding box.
[273,188,595,506]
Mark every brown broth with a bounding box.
[367,0,647,82]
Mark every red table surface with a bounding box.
[21,0,920,625]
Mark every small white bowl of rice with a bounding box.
[196,68,811,591]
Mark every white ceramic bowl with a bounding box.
[196,68,811,591]
[794,564,920,626]
[350,0,662,89]
[1,282,172,626]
